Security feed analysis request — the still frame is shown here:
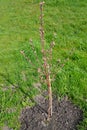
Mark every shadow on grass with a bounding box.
[0,72,47,114]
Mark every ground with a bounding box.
[20,97,83,130]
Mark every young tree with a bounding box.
[39,1,53,120]
[21,1,55,121]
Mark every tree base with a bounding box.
[20,96,83,130]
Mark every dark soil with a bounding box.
[20,96,83,130]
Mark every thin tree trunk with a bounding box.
[46,65,52,120]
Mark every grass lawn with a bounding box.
[0,0,87,129]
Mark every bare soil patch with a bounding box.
[20,97,83,130]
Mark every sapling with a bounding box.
[21,1,55,121]
[39,1,53,120]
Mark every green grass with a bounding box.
[0,0,87,129]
